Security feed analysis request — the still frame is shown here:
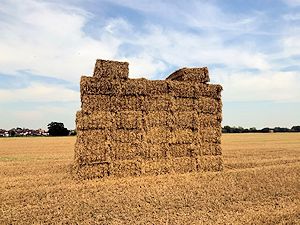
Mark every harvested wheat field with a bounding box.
[0,133,299,224]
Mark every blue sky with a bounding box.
[0,0,300,129]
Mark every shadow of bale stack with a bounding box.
[74,59,223,179]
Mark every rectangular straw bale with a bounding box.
[144,95,172,111]
[192,143,222,156]
[75,130,109,162]
[174,112,221,129]
[196,155,223,172]
[171,97,195,111]
[74,142,88,167]
[108,129,144,143]
[144,127,172,144]
[194,83,222,99]
[75,163,110,179]
[143,111,172,128]
[166,143,196,158]
[196,127,222,143]
[76,130,108,145]
[194,97,222,114]
[146,80,169,95]
[110,96,146,112]
[107,142,168,161]
[170,157,197,173]
[80,76,123,97]
[93,59,129,79]
[81,95,111,113]
[166,67,210,83]
[110,159,142,177]
[74,142,81,165]
[115,111,143,129]
[196,113,222,129]
[172,111,197,129]
[75,146,106,166]
[142,157,197,175]
[74,142,110,165]
[142,159,172,175]
[166,143,221,158]
[76,111,114,130]
[171,129,196,144]
[122,78,148,96]
[168,80,195,98]
[142,143,168,160]
[108,142,144,161]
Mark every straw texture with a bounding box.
[166,67,210,83]
[74,59,223,179]
[93,59,129,79]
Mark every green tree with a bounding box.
[291,126,300,132]
[47,122,69,136]
[261,127,270,133]
[8,130,16,137]
[222,126,231,133]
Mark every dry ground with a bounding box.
[0,133,299,224]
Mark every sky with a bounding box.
[0,0,300,130]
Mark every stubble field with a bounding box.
[0,133,299,224]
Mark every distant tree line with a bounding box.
[2,122,300,137]
[222,126,300,133]
[0,122,76,137]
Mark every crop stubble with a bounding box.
[0,134,299,224]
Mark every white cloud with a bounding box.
[127,54,168,79]
[0,0,123,81]
[282,0,300,6]
[111,0,262,33]
[282,28,300,57]
[283,12,300,21]
[123,25,270,72]
[0,83,79,103]
[213,69,300,102]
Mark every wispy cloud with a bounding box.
[0,0,122,81]
[283,12,300,21]
[0,82,79,103]
[213,69,300,102]
[282,0,300,7]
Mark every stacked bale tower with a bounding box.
[74,59,223,179]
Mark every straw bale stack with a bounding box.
[74,59,223,179]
